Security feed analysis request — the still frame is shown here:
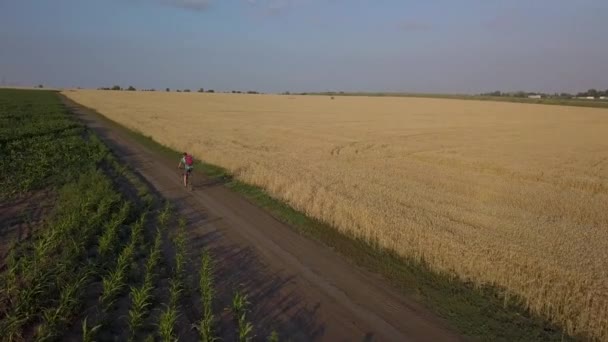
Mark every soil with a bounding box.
[0,190,56,266]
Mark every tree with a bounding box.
[513,91,527,98]
[206,89,214,93]
[198,88,205,93]
[166,88,170,92]
[127,85,136,91]
[111,85,121,91]
[177,89,181,92]
[37,84,44,89]
[587,89,598,98]
[184,89,191,92]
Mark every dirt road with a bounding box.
[62,95,461,342]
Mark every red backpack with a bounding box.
[185,154,194,166]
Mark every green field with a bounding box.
[0,89,258,341]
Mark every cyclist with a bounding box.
[177,152,194,188]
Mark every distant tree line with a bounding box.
[97,85,214,93]
[175,89,214,93]
[281,91,336,96]
[575,89,608,98]
[230,90,259,94]
[95,86,268,94]
[97,85,139,91]
[283,89,608,99]
[172,88,215,93]
[480,89,608,99]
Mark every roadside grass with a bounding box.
[66,95,584,341]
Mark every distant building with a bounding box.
[528,94,542,99]
[586,96,595,100]
[600,96,607,100]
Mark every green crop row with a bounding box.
[0,169,125,340]
[0,90,278,341]
[0,89,150,340]
[0,90,108,199]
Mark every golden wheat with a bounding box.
[64,90,608,340]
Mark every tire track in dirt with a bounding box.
[61,95,462,342]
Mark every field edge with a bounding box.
[305,92,608,109]
[59,93,581,342]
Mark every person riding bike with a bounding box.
[177,152,194,188]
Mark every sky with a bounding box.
[0,0,607,93]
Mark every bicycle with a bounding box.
[178,166,193,191]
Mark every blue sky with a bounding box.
[1,0,607,93]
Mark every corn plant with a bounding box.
[156,223,185,342]
[100,242,134,311]
[157,202,173,229]
[127,229,162,341]
[232,290,254,342]
[98,201,131,260]
[144,228,163,286]
[267,330,279,342]
[0,313,28,342]
[1,247,20,303]
[173,218,187,281]
[81,317,102,342]
[101,268,126,311]
[168,278,183,309]
[127,281,153,341]
[35,269,91,341]
[130,212,147,253]
[196,249,217,342]
[0,268,52,339]
[158,304,179,342]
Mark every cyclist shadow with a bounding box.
[192,173,233,190]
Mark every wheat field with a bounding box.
[65,90,608,339]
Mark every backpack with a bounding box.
[185,154,194,166]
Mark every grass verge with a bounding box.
[62,94,581,341]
